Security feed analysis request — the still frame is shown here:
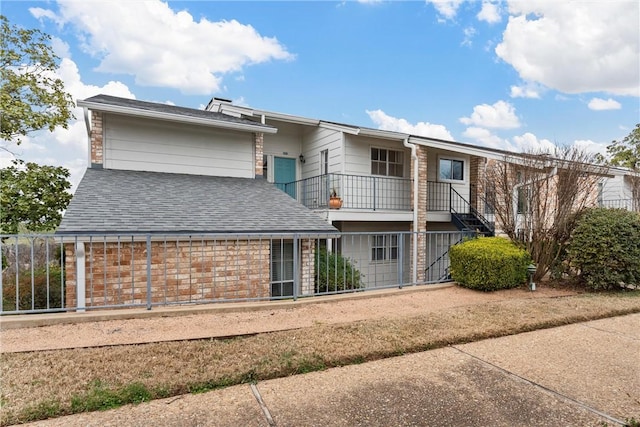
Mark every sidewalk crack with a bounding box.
[451,346,627,426]
[250,383,277,426]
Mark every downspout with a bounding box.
[403,137,419,285]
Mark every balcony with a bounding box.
[277,173,412,212]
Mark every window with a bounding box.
[439,158,464,181]
[371,148,403,177]
[371,234,399,261]
[485,186,496,215]
[262,155,268,180]
[271,240,294,298]
[597,182,604,206]
[517,188,529,214]
[320,149,328,175]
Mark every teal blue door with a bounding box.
[274,157,296,198]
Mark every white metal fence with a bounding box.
[1,231,473,315]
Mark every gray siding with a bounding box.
[104,114,253,177]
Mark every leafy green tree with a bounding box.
[1,15,75,145]
[605,124,640,170]
[0,161,72,234]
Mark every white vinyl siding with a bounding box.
[104,114,253,177]
[339,222,411,289]
[301,127,343,179]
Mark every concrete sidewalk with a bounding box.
[25,313,640,427]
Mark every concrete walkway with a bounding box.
[24,313,640,427]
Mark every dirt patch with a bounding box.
[1,285,573,353]
[1,285,639,426]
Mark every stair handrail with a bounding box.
[450,187,495,234]
[424,231,475,276]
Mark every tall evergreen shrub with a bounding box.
[567,208,640,290]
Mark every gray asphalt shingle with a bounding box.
[57,169,338,234]
[80,94,276,131]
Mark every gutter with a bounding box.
[403,137,419,285]
[77,100,278,134]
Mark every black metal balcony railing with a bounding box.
[426,181,451,211]
[278,173,412,211]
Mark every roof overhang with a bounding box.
[77,99,278,134]
[410,136,507,160]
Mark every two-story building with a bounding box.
[66,94,621,308]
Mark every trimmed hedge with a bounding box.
[567,208,640,291]
[450,237,531,291]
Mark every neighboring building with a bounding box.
[599,167,640,211]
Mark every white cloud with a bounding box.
[510,84,541,99]
[477,1,501,24]
[462,127,507,149]
[427,0,464,21]
[462,26,476,47]
[573,139,607,156]
[366,110,454,140]
[511,132,556,153]
[496,1,640,96]
[587,97,622,111]
[459,100,520,129]
[31,0,294,95]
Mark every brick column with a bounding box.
[412,145,428,283]
[469,156,487,212]
[254,132,264,178]
[90,111,104,167]
[300,238,315,295]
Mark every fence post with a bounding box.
[397,232,404,289]
[293,234,299,301]
[76,241,86,313]
[146,235,152,310]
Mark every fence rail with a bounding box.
[599,198,639,211]
[1,230,472,315]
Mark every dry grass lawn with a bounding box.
[1,290,639,425]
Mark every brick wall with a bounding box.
[413,145,429,282]
[469,155,487,212]
[254,132,264,178]
[90,111,104,166]
[300,238,315,295]
[65,239,270,309]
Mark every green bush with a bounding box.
[315,248,363,293]
[450,237,531,291]
[2,265,64,311]
[567,208,640,291]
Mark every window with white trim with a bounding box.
[439,158,464,181]
[320,149,328,175]
[371,148,403,177]
[371,234,399,261]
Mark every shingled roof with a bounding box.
[57,169,338,235]
[78,94,277,133]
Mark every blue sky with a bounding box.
[2,0,639,190]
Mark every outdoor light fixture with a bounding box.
[527,263,537,291]
[299,154,305,164]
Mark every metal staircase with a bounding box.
[450,188,495,236]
